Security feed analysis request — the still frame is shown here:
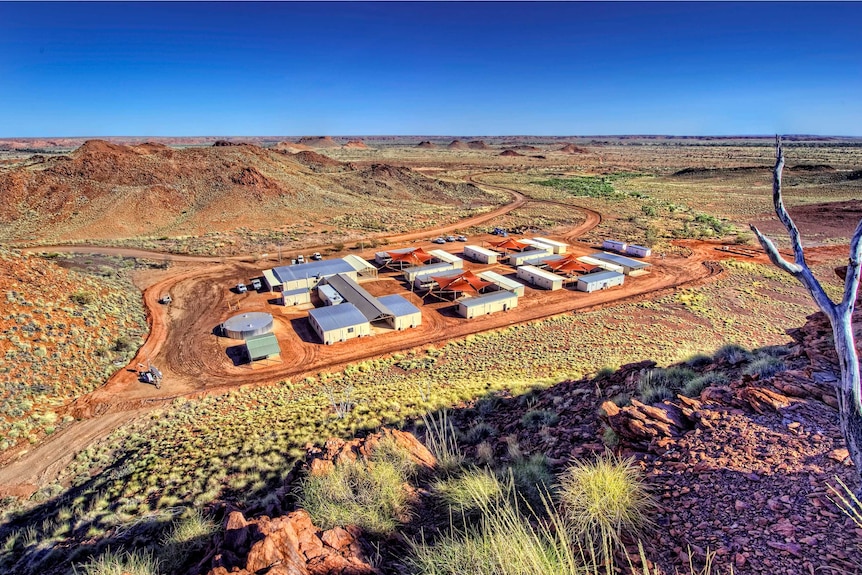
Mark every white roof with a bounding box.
[377,294,421,317]
[428,249,462,264]
[464,245,498,257]
[309,303,368,331]
[518,265,565,283]
[532,237,568,248]
[578,270,625,283]
[478,271,524,291]
[343,254,376,272]
[459,290,518,309]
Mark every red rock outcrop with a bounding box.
[307,427,437,476]
[206,509,376,575]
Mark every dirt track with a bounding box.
[0,175,805,496]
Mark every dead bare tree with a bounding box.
[750,136,862,484]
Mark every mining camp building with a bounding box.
[463,245,499,264]
[478,270,526,297]
[532,237,568,254]
[457,290,519,319]
[517,265,564,290]
[589,252,652,275]
[263,256,376,292]
[508,248,552,267]
[377,294,422,330]
[308,303,371,344]
[576,270,625,293]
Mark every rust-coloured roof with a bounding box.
[491,238,531,251]
[547,255,601,275]
[387,247,434,265]
[431,270,492,294]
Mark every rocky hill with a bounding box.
[0,140,494,244]
[0,248,147,458]
[194,309,862,575]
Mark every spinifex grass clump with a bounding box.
[422,410,463,473]
[296,438,414,535]
[410,475,583,575]
[433,467,504,515]
[72,548,161,575]
[557,454,655,568]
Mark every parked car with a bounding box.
[311,252,322,261]
[456,235,468,242]
[251,278,262,291]
[432,237,446,244]
[297,255,305,264]
[236,283,247,293]
[445,235,456,242]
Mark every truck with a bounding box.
[251,278,262,291]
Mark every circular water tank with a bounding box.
[222,312,274,340]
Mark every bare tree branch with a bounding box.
[841,217,862,316]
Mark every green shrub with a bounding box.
[557,454,655,566]
[434,468,504,514]
[69,290,96,306]
[521,409,560,429]
[409,480,583,575]
[681,372,728,398]
[508,453,554,509]
[743,356,786,379]
[73,548,161,575]
[714,343,752,364]
[159,509,217,570]
[637,382,674,404]
[296,455,410,535]
[684,353,713,369]
[464,422,497,445]
[368,435,420,480]
[422,411,463,473]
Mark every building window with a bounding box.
[348,327,354,333]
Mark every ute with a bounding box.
[296,254,305,264]
[251,278,262,291]
[236,283,247,293]
[311,252,322,261]
[432,237,446,244]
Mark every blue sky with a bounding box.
[1,2,860,136]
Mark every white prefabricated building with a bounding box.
[281,287,311,306]
[576,270,625,293]
[478,270,526,297]
[625,244,652,258]
[457,290,519,319]
[307,303,371,345]
[508,248,552,267]
[602,239,627,252]
[577,255,625,274]
[516,265,564,291]
[264,259,358,292]
[318,284,344,306]
[428,249,464,269]
[463,245,498,264]
[377,294,422,330]
[589,252,652,275]
[532,237,569,254]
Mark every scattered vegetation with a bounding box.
[557,454,655,567]
[296,451,411,535]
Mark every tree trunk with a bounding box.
[834,319,862,487]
